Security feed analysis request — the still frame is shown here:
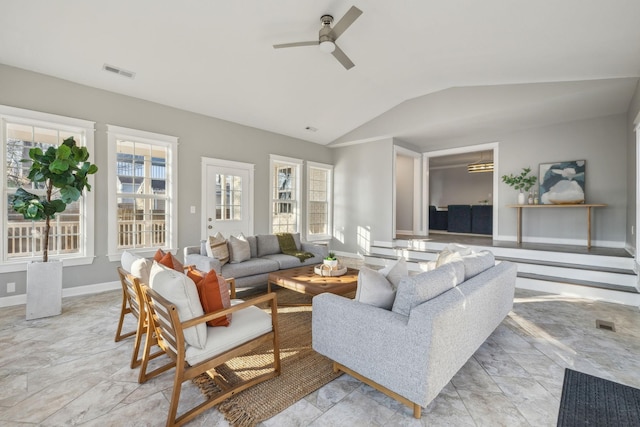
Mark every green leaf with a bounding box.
[87,164,98,174]
[29,147,43,160]
[50,159,70,174]
[56,144,72,160]
[60,186,81,203]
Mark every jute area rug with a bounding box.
[193,288,346,427]
[557,368,640,426]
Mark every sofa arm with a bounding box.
[184,253,222,274]
[301,242,328,258]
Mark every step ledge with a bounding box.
[518,272,639,294]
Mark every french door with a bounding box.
[201,158,254,238]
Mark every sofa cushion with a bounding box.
[206,232,229,266]
[435,243,472,268]
[200,240,208,256]
[247,235,258,258]
[462,250,495,280]
[354,266,397,309]
[149,262,207,349]
[192,269,232,327]
[392,261,465,316]
[228,234,251,264]
[262,253,308,269]
[256,234,281,257]
[221,257,280,278]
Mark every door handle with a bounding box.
[208,225,213,229]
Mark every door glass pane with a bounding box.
[215,173,242,221]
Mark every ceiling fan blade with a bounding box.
[332,44,355,70]
[329,6,363,40]
[273,41,318,49]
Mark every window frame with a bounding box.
[306,161,333,241]
[269,154,302,234]
[0,105,96,272]
[106,125,178,261]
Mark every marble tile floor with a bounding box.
[1,285,640,426]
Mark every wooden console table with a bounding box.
[507,204,606,248]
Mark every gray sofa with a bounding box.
[312,258,517,417]
[184,233,328,289]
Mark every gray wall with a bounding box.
[395,154,414,232]
[496,114,627,244]
[0,64,331,297]
[626,80,640,254]
[332,139,394,254]
[429,166,493,207]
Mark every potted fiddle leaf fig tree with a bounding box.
[12,136,98,319]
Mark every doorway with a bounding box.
[423,143,499,239]
[201,157,254,238]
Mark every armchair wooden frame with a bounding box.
[114,265,237,370]
[114,266,164,369]
[139,286,280,427]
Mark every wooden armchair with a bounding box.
[114,267,164,368]
[139,284,280,427]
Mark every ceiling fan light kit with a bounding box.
[273,6,362,69]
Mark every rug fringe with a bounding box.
[219,401,257,427]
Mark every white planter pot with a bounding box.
[26,260,62,320]
[517,192,526,205]
[324,259,338,268]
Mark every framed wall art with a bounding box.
[538,160,585,204]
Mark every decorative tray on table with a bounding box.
[314,264,348,277]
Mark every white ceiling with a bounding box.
[1,1,640,149]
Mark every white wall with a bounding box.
[429,166,493,207]
[0,64,332,298]
[395,154,414,232]
[626,80,640,253]
[332,139,394,254]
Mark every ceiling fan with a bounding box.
[273,6,363,70]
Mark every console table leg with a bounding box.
[587,207,592,248]
[516,207,522,244]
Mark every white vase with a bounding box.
[517,192,526,205]
[324,259,338,268]
[26,260,63,320]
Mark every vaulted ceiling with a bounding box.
[1,1,639,150]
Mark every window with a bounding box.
[216,173,242,221]
[107,125,177,260]
[0,105,95,271]
[306,161,333,241]
[269,155,302,233]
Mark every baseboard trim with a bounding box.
[0,280,120,308]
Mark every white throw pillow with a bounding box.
[120,250,139,273]
[205,232,229,266]
[379,257,408,288]
[228,233,251,264]
[355,266,397,310]
[121,250,151,284]
[392,261,465,316]
[149,262,207,349]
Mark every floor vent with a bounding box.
[595,319,616,332]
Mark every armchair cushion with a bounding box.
[392,261,464,316]
[150,262,207,349]
[185,304,273,366]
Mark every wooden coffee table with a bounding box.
[267,265,359,300]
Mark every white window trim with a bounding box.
[0,105,96,273]
[106,125,178,262]
[269,154,302,234]
[306,161,333,241]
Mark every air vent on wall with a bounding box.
[103,63,136,79]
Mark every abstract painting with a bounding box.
[539,160,585,204]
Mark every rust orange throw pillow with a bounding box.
[153,248,165,262]
[158,252,184,272]
[190,269,231,327]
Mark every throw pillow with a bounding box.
[120,250,139,273]
[149,262,207,349]
[158,252,184,272]
[392,261,465,317]
[187,268,231,326]
[379,257,408,288]
[153,248,165,262]
[228,233,251,264]
[130,257,152,284]
[355,266,397,309]
[462,250,495,280]
[205,232,229,266]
